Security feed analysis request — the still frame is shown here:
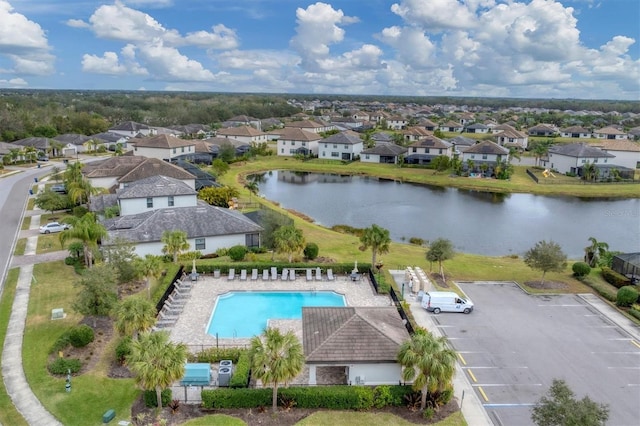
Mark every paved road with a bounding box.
[438,282,640,426]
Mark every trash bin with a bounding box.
[29,189,33,195]
[34,177,38,183]
[37,164,41,168]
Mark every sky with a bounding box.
[0,0,639,100]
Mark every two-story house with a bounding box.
[272,127,322,157]
[128,134,196,162]
[285,119,335,134]
[215,125,269,144]
[109,121,156,138]
[318,131,364,161]
[461,141,510,168]
[541,143,615,175]
[405,136,453,164]
[495,128,529,149]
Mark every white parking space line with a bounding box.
[607,366,640,369]
[536,304,584,307]
[591,351,640,354]
[463,366,529,369]
[472,384,543,387]
[484,403,536,407]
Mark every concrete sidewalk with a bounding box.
[1,198,63,425]
[390,270,494,426]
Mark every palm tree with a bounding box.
[244,181,259,202]
[60,213,107,269]
[115,297,156,340]
[250,327,304,413]
[161,230,190,263]
[23,145,38,163]
[128,331,187,409]
[581,162,598,182]
[426,238,455,282]
[359,224,391,270]
[136,254,164,299]
[272,225,305,263]
[67,177,99,206]
[397,330,457,411]
[584,237,609,267]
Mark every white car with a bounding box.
[39,222,71,234]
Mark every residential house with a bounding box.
[318,131,364,161]
[421,119,438,132]
[285,119,335,134]
[495,128,529,149]
[369,111,390,125]
[461,141,510,169]
[330,117,364,130]
[113,175,198,216]
[0,141,18,163]
[352,111,370,121]
[560,126,591,139]
[593,126,629,140]
[527,123,558,136]
[458,113,475,126]
[82,156,196,191]
[406,136,452,165]
[90,132,129,152]
[109,121,155,138]
[302,307,409,386]
[128,134,196,162]
[221,115,262,131]
[271,127,322,157]
[11,137,51,159]
[168,124,212,139]
[360,143,407,164]
[203,136,251,157]
[592,139,640,170]
[386,116,408,130]
[215,125,269,144]
[260,117,284,131]
[464,123,490,134]
[53,133,94,157]
[447,135,476,155]
[371,132,394,145]
[402,126,432,143]
[439,120,464,132]
[541,143,615,175]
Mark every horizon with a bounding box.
[1,1,638,100]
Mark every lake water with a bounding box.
[254,171,640,258]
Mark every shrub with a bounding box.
[48,357,82,375]
[215,247,229,257]
[581,276,617,302]
[72,206,89,217]
[616,286,639,307]
[115,337,132,365]
[303,242,319,260]
[408,237,425,246]
[202,388,271,409]
[50,332,71,354]
[629,307,640,321]
[373,385,394,408]
[229,351,251,388]
[572,262,591,278]
[228,245,247,261]
[601,267,632,288]
[191,347,244,363]
[143,389,172,408]
[68,324,94,348]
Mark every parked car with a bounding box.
[50,184,67,194]
[39,222,71,234]
[421,291,474,314]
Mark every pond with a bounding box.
[253,171,640,258]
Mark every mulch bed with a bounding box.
[524,280,568,290]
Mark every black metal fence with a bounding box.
[156,265,184,313]
[368,269,415,335]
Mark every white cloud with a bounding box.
[82,48,148,76]
[377,26,436,69]
[390,0,479,30]
[65,18,89,29]
[135,39,216,82]
[216,49,299,70]
[183,24,239,50]
[0,77,27,87]
[0,0,54,77]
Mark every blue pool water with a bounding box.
[206,291,346,338]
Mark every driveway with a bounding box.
[434,282,640,426]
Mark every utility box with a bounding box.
[51,308,65,320]
[102,409,115,423]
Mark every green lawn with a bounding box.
[14,238,27,256]
[0,268,29,426]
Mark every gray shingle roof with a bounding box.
[117,175,197,199]
[119,158,196,183]
[102,204,262,245]
[302,307,409,363]
[12,137,50,149]
[549,143,615,158]
[53,134,92,145]
[268,127,321,141]
[129,134,195,148]
[409,136,452,149]
[361,144,407,156]
[109,121,150,131]
[464,140,510,155]
[321,130,363,145]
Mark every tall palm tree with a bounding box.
[60,213,107,269]
[250,327,304,413]
[136,254,164,299]
[128,331,187,409]
[161,230,190,263]
[584,237,609,267]
[359,224,391,269]
[67,177,99,206]
[244,181,259,202]
[23,145,38,163]
[273,225,305,262]
[581,162,598,182]
[397,330,457,411]
[115,297,156,340]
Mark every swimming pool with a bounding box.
[206,291,346,338]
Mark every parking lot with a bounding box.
[432,282,640,426]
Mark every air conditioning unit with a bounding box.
[355,376,365,385]
[218,367,232,387]
[220,360,233,369]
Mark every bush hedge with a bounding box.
[303,243,319,260]
[194,262,372,275]
[572,262,591,278]
[616,286,639,307]
[68,324,94,348]
[48,357,82,375]
[144,389,172,408]
[601,267,632,288]
[115,337,132,365]
[229,351,251,388]
[190,347,244,364]
[628,308,640,321]
[581,276,617,303]
[228,245,248,261]
[202,385,414,410]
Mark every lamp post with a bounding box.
[402,282,405,298]
[65,369,71,393]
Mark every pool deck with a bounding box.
[167,272,393,350]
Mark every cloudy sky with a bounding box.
[0,0,638,100]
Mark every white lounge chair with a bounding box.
[270,267,278,281]
[262,269,269,280]
[251,269,258,280]
[240,269,247,281]
[291,270,297,281]
[228,269,235,280]
[327,269,335,281]
[315,267,322,281]
[306,269,313,281]
[281,268,289,281]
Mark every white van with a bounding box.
[421,291,474,314]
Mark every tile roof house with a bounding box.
[461,140,510,167]
[109,121,155,138]
[527,123,558,136]
[439,120,464,132]
[221,115,262,131]
[114,175,198,216]
[447,135,476,154]
[495,128,529,149]
[406,136,453,164]
[128,134,196,162]
[82,156,196,191]
[318,131,364,161]
[464,123,490,134]
[402,126,432,143]
[101,203,262,258]
[386,116,408,130]
[560,126,592,139]
[540,143,616,175]
[271,127,322,157]
[203,136,251,158]
[302,307,409,386]
[592,139,640,170]
[593,126,629,140]
[215,125,269,144]
[285,119,335,134]
[360,143,407,164]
